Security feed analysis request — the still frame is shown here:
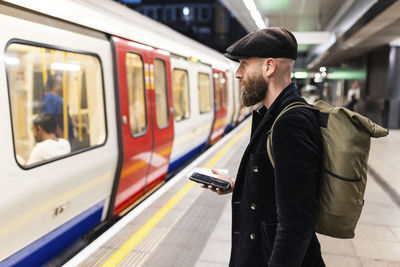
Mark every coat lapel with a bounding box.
[234,111,273,189]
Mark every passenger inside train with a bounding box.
[26,113,71,165]
[42,73,75,148]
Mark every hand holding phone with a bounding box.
[189,172,231,191]
[189,168,234,194]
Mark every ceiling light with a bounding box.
[183,7,190,16]
[243,0,257,11]
[4,56,20,65]
[250,10,265,29]
[51,62,81,71]
[243,0,265,29]
[294,72,308,79]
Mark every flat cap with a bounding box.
[224,27,297,61]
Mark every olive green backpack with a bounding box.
[266,100,389,238]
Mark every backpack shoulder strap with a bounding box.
[267,102,314,168]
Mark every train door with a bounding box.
[209,69,227,144]
[145,49,174,192]
[112,36,153,215]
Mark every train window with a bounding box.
[164,8,174,22]
[213,73,221,111]
[147,9,154,19]
[198,73,211,113]
[154,59,169,129]
[172,69,190,121]
[5,42,106,167]
[200,7,211,21]
[126,53,147,137]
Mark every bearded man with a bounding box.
[201,28,325,266]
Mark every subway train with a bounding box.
[0,0,251,265]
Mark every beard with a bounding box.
[240,73,268,107]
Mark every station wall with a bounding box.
[363,45,400,129]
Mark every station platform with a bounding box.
[64,119,400,267]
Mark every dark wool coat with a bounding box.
[229,84,325,267]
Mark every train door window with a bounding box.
[213,73,221,111]
[154,59,169,129]
[5,42,106,167]
[198,73,211,113]
[126,53,147,137]
[220,73,227,108]
[172,69,190,121]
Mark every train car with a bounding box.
[0,0,241,265]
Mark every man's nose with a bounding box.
[235,69,242,79]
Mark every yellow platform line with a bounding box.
[101,123,251,266]
[205,124,249,168]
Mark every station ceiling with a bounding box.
[222,0,400,69]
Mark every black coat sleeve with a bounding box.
[268,109,321,267]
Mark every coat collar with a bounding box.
[250,83,301,138]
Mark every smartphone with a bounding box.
[189,172,231,191]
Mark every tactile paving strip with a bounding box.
[136,189,228,267]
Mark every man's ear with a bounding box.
[263,58,276,78]
[36,125,43,134]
